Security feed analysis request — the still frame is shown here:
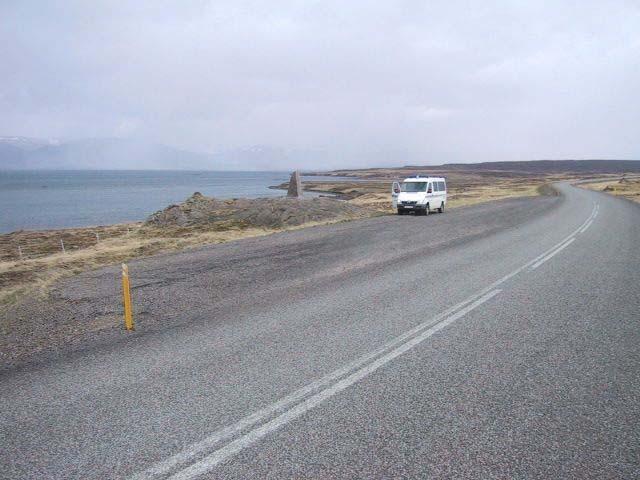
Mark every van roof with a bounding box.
[402,176,446,182]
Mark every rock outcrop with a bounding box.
[146,192,368,229]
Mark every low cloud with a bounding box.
[1,1,638,168]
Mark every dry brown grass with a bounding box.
[447,183,543,208]
[0,223,142,262]
[578,176,640,203]
[297,173,559,212]
[347,183,544,212]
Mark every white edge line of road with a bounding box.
[169,289,502,480]
[529,202,597,270]
[530,238,576,270]
[578,220,593,234]
[577,204,598,234]
[130,200,599,480]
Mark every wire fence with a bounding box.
[0,224,136,262]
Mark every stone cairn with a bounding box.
[287,170,303,198]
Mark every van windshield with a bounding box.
[401,182,427,192]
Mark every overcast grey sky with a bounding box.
[1,1,639,168]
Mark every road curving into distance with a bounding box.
[1,183,639,479]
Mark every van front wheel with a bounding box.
[424,204,430,216]
[438,202,445,213]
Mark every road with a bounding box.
[1,183,639,479]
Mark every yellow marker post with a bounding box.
[122,263,134,331]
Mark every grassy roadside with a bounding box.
[0,216,375,306]
[577,176,640,203]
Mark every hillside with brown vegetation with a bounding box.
[579,176,640,203]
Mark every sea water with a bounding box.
[0,170,342,233]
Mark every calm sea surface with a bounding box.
[0,170,342,233]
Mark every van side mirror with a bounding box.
[427,186,432,193]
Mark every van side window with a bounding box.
[440,181,445,191]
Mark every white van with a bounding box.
[392,176,447,215]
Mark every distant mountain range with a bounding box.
[0,137,294,170]
[408,159,640,174]
[1,136,638,172]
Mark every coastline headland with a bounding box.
[3,161,629,307]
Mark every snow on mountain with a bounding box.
[0,136,60,151]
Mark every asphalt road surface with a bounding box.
[2,183,639,479]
